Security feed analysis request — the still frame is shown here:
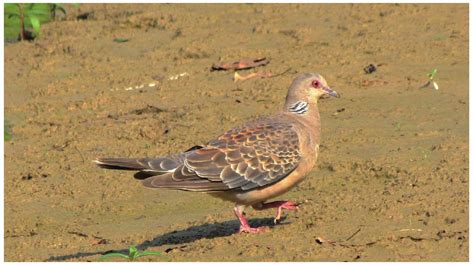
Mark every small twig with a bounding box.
[345,227,361,241]
[74,145,85,163]
[233,68,292,82]
[269,68,292,77]
[68,231,88,237]
[211,57,270,71]
[399,228,422,232]
[18,4,26,41]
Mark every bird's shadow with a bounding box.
[45,216,289,261]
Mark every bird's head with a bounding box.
[285,73,339,106]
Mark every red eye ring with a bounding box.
[312,80,321,88]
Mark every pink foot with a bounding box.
[239,225,267,234]
[234,205,268,234]
[254,200,300,224]
[275,201,299,223]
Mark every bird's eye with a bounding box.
[311,80,321,88]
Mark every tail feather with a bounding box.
[134,171,160,180]
[94,146,233,192]
[94,155,184,173]
[94,158,150,170]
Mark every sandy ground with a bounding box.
[4,3,468,261]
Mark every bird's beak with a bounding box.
[323,86,340,98]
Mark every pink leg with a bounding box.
[234,205,267,234]
[253,200,300,223]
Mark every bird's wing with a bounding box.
[143,117,302,191]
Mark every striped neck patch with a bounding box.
[288,101,309,114]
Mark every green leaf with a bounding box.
[427,68,438,80]
[26,4,50,15]
[128,245,138,260]
[113,38,129,43]
[4,3,20,16]
[4,3,60,40]
[4,124,12,141]
[24,4,53,23]
[129,245,138,254]
[28,15,41,35]
[100,253,129,260]
[5,4,21,39]
[7,13,20,18]
[25,11,50,21]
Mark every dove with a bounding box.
[95,72,339,233]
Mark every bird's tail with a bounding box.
[94,152,188,174]
[94,158,151,170]
[94,146,202,171]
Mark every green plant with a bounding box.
[421,150,428,160]
[4,3,68,41]
[113,37,129,43]
[395,122,401,131]
[100,246,163,261]
[427,68,438,81]
[420,68,439,90]
[4,121,12,141]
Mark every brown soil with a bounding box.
[4,3,468,262]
